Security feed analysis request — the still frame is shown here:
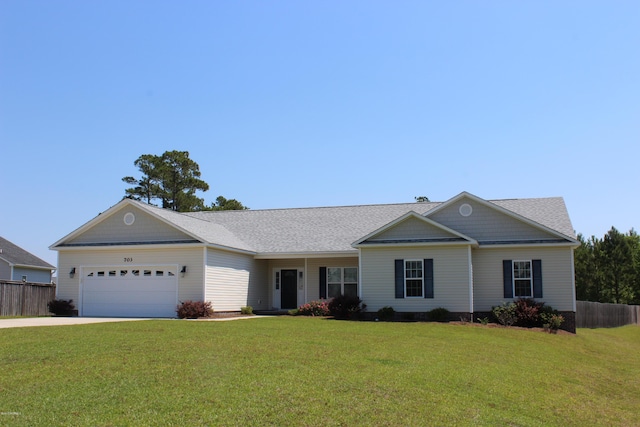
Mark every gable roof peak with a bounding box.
[0,236,55,269]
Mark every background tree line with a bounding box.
[575,227,640,304]
[122,150,247,212]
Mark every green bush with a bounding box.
[428,307,450,322]
[240,306,253,315]
[541,312,565,332]
[514,298,546,327]
[328,294,365,319]
[376,306,395,321]
[492,302,517,326]
[477,317,490,325]
[47,299,75,316]
[176,301,213,319]
[288,308,299,316]
[298,300,330,316]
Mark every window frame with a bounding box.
[404,259,424,298]
[326,267,358,298]
[512,260,533,298]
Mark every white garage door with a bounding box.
[82,266,178,317]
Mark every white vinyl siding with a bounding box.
[56,246,205,314]
[206,248,268,311]
[67,205,195,245]
[429,199,558,242]
[360,246,471,312]
[472,247,575,311]
[368,216,458,242]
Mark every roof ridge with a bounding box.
[187,201,442,215]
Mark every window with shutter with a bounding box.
[503,259,543,298]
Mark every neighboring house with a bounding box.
[0,236,55,283]
[50,192,579,331]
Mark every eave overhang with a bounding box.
[354,239,478,249]
[477,239,580,249]
[254,250,358,260]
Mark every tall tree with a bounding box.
[122,150,210,212]
[575,227,640,304]
[600,227,638,304]
[157,150,210,211]
[574,234,604,301]
[204,196,248,211]
[122,154,162,204]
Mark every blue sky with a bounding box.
[1,1,639,267]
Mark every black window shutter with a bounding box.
[503,260,513,298]
[532,260,543,298]
[423,259,434,298]
[394,259,404,298]
[319,267,327,299]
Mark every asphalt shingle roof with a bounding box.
[135,195,574,254]
[0,236,55,269]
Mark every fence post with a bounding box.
[21,281,26,316]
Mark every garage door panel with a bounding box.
[83,289,176,304]
[83,302,177,318]
[82,266,177,317]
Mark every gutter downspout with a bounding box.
[304,258,308,304]
[570,248,577,312]
[357,248,363,300]
[468,245,474,322]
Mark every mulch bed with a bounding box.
[449,321,574,335]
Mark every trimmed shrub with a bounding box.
[176,300,213,319]
[240,306,253,315]
[328,294,365,319]
[298,300,330,316]
[376,306,395,321]
[541,313,565,332]
[492,302,517,326]
[48,299,75,316]
[514,298,546,328]
[288,308,299,316]
[428,307,450,322]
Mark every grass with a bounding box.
[0,318,639,426]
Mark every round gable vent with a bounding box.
[123,212,136,226]
[459,203,473,217]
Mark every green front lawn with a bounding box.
[1,318,639,426]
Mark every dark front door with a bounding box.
[281,269,298,309]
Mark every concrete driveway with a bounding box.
[0,317,151,329]
[0,315,268,329]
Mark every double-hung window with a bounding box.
[327,267,358,298]
[503,259,542,299]
[404,260,423,298]
[513,260,532,297]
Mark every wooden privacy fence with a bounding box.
[576,301,640,329]
[0,280,56,316]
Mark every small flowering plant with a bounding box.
[297,300,330,316]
